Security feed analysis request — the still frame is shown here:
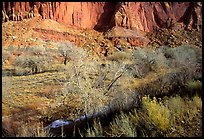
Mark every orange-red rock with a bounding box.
[2,2,202,32]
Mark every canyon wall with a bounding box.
[2,2,202,32]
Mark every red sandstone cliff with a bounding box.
[2,2,202,32]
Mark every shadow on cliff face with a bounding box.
[178,2,201,30]
[93,2,117,32]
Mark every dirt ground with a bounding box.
[2,17,202,54]
[147,27,202,48]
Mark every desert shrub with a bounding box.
[185,96,202,118]
[13,67,31,76]
[105,44,201,80]
[12,45,57,75]
[110,113,136,137]
[46,49,60,62]
[85,120,104,137]
[151,48,171,69]
[130,45,201,79]
[24,46,46,55]
[44,64,67,72]
[59,50,128,114]
[95,61,127,95]
[133,45,200,72]
[16,46,46,55]
[172,45,197,66]
[123,47,164,78]
[57,41,88,65]
[194,47,202,64]
[191,95,202,113]
[165,95,202,137]
[11,94,201,137]
[107,51,132,62]
[132,47,150,62]
[125,61,151,78]
[165,95,186,118]
[5,45,19,52]
[2,50,11,65]
[156,45,169,53]
[14,55,49,75]
[185,80,202,95]
[132,47,170,71]
[161,45,198,69]
[16,122,51,137]
[142,96,170,132]
[165,45,201,80]
[57,47,110,114]
[157,45,173,58]
[61,65,109,114]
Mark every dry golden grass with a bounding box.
[16,122,52,137]
[142,96,170,132]
[2,69,69,122]
[85,120,104,137]
[102,94,202,137]
[110,113,137,137]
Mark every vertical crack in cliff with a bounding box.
[153,5,166,28]
[72,8,74,25]
[93,2,117,32]
[109,2,133,31]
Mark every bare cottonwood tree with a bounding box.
[13,46,50,75]
[57,41,76,65]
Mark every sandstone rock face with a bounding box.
[104,26,150,46]
[2,2,202,32]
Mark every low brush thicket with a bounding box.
[2,43,202,137]
[14,55,48,75]
[48,44,201,137]
[85,95,202,137]
[2,50,11,65]
[9,45,63,75]
[6,94,201,137]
